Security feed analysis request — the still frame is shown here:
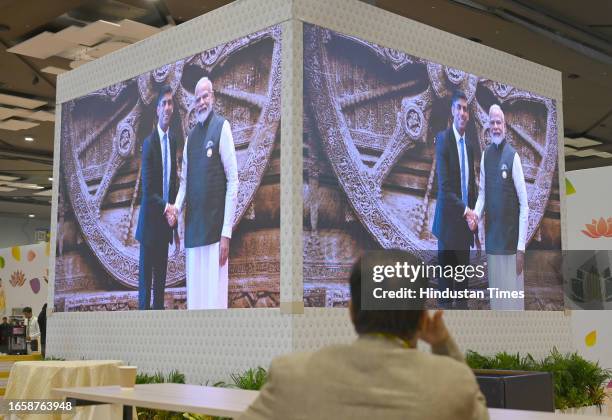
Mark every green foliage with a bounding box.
[217,367,268,391]
[466,348,612,410]
[135,370,186,420]
[135,368,267,420]
[136,369,186,385]
[465,350,538,371]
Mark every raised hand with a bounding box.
[165,204,177,227]
[419,310,450,347]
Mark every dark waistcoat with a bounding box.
[185,111,227,248]
[484,139,519,255]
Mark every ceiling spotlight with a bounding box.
[24,136,34,142]
[48,177,53,181]
[568,73,580,79]
[28,214,35,218]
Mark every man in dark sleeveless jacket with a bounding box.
[471,104,529,310]
[171,77,239,309]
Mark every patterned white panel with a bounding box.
[48,105,61,311]
[280,19,304,304]
[293,0,562,101]
[292,309,573,359]
[56,0,292,103]
[47,309,292,384]
[49,0,571,386]
[557,101,568,248]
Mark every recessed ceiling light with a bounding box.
[48,177,53,181]
[28,214,35,218]
[24,136,34,142]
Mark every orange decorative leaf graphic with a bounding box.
[27,250,36,262]
[9,270,26,287]
[585,330,597,347]
[582,217,612,238]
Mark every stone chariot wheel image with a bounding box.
[60,26,281,289]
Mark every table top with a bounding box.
[53,384,608,419]
[0,353,42,362]
[489,408,606,419]
[53,383,259,418]
[14,359,122,368]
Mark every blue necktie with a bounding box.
[162,133,169,202]
[459,137,467,206]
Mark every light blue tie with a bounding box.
[162,133,169,202]
[459,137,467,206]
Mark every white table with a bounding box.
[54,384,608,420]
[7,360,123,420]
[53,383,259,419]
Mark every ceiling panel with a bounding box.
[6,31,77,59]
[0,93,46,109]
[0,119,39,130]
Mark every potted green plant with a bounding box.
[134,367,268,420]
[466,348,612,416]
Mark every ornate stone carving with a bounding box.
[303,24,559,302]
[59,26,281,291]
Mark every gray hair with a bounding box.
[195,77,213,93]
[488,104,505,121]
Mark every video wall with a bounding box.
[302,24,562,310]
[55,25,281,311]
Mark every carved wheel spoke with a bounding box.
[371,112,414,186]
[216,87,266,110]
[91,149,123,211]
[338,80,418,110]
[508,122,545,158]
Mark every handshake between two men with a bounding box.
[164,204,179,227]
[464,208,478,232]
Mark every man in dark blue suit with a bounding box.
[432,90,478,309]
[135,85,180,310]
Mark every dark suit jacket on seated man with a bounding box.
[135,85,180,310]
[432,90,478,309]
[239,254,489,420]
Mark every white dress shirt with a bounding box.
[26,316,40,339]
[157,124,171,214]
[175,120,239,239]
[452,124,469,216]
[474,141,529,251]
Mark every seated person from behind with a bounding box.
[240,253,489,420]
